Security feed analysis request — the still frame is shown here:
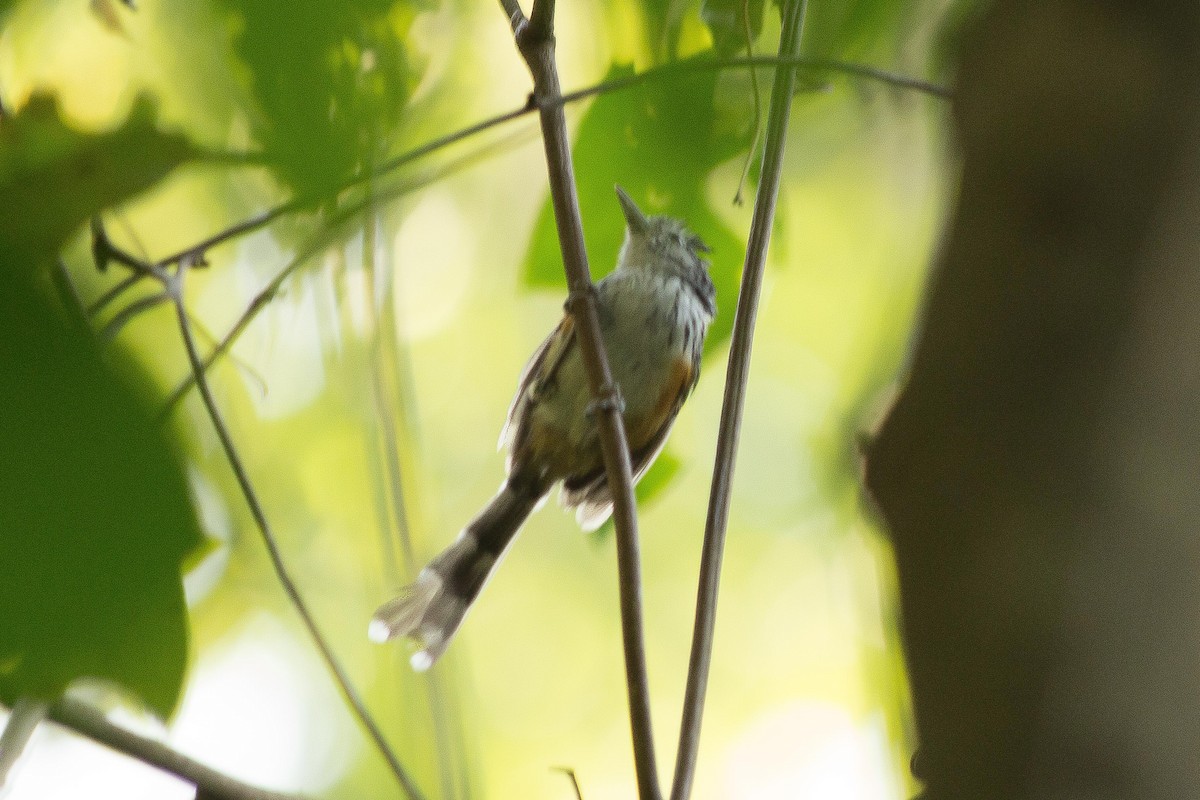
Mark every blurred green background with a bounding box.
[0,0,966,796]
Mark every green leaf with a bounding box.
[216,0,423,195]
[523,58,750,354]
[0,94,195,264]
[0,274,205,718]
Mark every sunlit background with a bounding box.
[0,0,958,797]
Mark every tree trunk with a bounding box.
[864,2,1200,798]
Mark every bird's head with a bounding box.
[614,185,711,277]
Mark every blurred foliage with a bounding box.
[215,0,426,196]
[801,0,907,60]
[702,0,765,55]
[0,94,194,266]
[929,0,989,75]
[0,92,204,718]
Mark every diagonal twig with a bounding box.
[0,700,48,790]
[148,256,426,800]
[87,219,426,798]
[99,291,170,342]
[88,273,147,317]
[498,1,660,798]
[47,697,302,800]
[153,135,511,418]
[670,2,809,800]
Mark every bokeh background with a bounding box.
[0,0,968,797]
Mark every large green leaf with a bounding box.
[0,94,204,718]
[216,0,424,196]
[0,275,205,718]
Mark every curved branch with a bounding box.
[670,2,809,799]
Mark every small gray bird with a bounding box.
[369,185,715,669]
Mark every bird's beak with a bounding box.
[615,185,650,234]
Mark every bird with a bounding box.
[369,185,716,670]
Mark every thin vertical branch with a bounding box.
[670,2,808,799]
[165,271,426,800]
[498,2,660,799]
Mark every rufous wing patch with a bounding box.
[628,354,694,452]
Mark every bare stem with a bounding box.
[166,274,425,800]
[47,697,301,800]
[670,2,809,799]
[499,1,660,798]
[555,54,951,108]
[553,766,585,800]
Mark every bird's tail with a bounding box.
[369,478,544,670]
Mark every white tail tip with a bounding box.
[368,570,463,670]
[367,618,393,644]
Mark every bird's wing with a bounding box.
[499,313,577,453]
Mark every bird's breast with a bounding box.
[600,272,708,423]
